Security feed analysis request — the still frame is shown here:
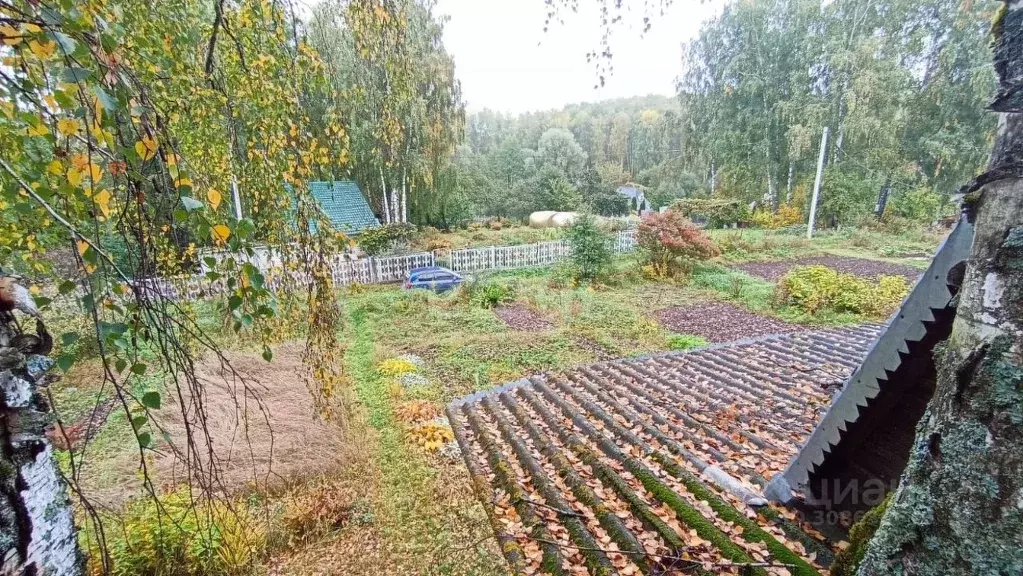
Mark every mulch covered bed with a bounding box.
[734,255,921,283]
[655,301,805,343]
[494,304,554,331]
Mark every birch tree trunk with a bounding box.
[379,167,390,224]
[0,314,81,574]
[859,4,1023,572]
[401,165,408,224]
[786,161,794,204]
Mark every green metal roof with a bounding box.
[308,180,379,235]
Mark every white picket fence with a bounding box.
[448,229,637,273]
[135,252,435,301]
[131,229,638,301]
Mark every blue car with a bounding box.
[403,266,466,292]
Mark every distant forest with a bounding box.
[436,0,997,228]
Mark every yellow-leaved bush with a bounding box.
[774,265,909,318]
[751,204,804,229]
[87,489,265,576]
[378,358,417,378]
[408,422,455,453]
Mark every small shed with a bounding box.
[616,183,650,212]
[308,180,379,235]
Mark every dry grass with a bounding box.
[72,341,358,507]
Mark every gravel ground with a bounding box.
[655,301,805,343]
[734,255,922,282]
[493,304,553,331]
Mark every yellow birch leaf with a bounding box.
[76,240,89,256]
[0,24,21,46]
[26,122,48,136]
[57,118,80,136]
[207,188,223,210]
[211,224,231,244]
[88,163,102,183]
[173,177,192,189]
[93,190,112,217]
[66,168,84,188]
[23,24,41,34]
[135,136,158,161]
[47,160,63,176]
[28,39,56,59]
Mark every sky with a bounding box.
[432,0,721,114]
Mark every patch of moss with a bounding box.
[831,494,892,576]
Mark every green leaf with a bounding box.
[181,196,204,211]
[93,85,117,112]
[114,358,128,373]
[60,332,80,346]
[130,363,147,376]
[61,66,92,83]
[32,296,52,309]
[52,31,77,55]
[262,347,273,362]
[138,432,152,448]
[57,354,76,372]
[58,280,78,294]
[141,391,161,410]
[228,295,243,311]
[131,415,148,431]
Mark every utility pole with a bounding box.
[807,126,829,239]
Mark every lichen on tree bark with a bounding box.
[859,4,1023,573]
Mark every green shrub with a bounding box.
[672,198,751,228]
[356,223,417,255]
[88,490,265,576]
[466,280,515,309]
[566,213,613,282]
[774,265,909,318]
[666,334,708,351]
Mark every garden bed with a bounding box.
[70,341,353,506]
[655,301,805,343]
[493,304,554,331]
[734,255,921,283]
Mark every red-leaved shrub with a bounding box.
[637,211,720,277]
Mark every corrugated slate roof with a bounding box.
[308,180,379,235]
[447,324,884,575]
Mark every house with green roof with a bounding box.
[307,180,379,235]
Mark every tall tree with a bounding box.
[857,2,1023,571]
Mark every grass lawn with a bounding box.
[49,225,945,574]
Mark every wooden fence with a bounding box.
[448,229,637,273]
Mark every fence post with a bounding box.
[490,245,496,270]
[368,257,376,284]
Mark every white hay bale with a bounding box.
[529,211,558,228]
[550,212,578,228]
